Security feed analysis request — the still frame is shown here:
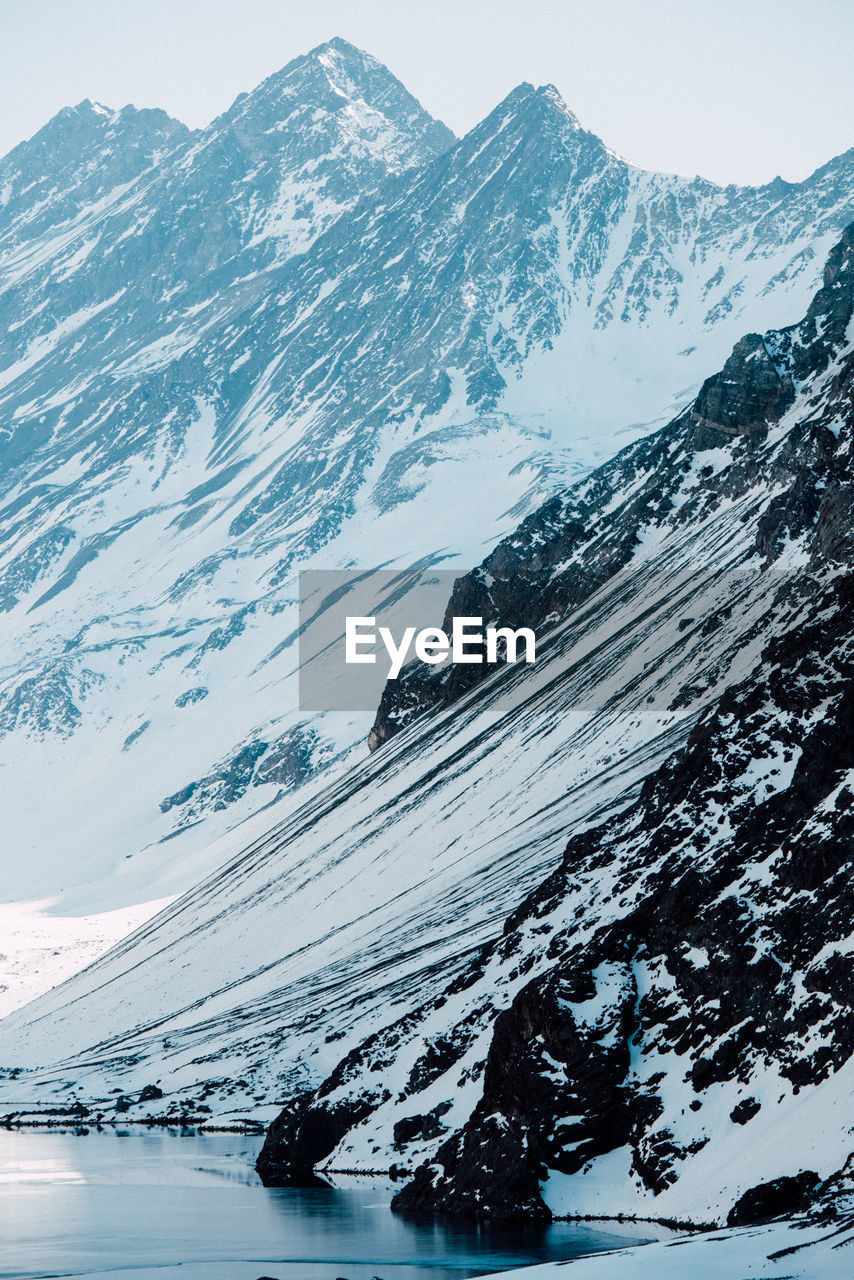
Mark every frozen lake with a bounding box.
[0,1127,663,1279]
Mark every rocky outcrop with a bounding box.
[159,726,327,823]
[690,333,795,439]
[256,1092,375,1185]
[392,970,638,1218]
[727,1172,821,1226]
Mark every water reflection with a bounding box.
[0,1128,666,1280]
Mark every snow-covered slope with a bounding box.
[2,42,854,1004]
[0,898,171,1019]
[3,224,854,1238]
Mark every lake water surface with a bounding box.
[0,1127,663,1280]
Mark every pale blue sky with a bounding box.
[1,0,852,185]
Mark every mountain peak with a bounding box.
[67,98,114,119]
[218,37,455,169]
[36,98,116,134]
[300,36,406,103]
[451,79,591,176]
[307,35,377,66]
[0,95,187,171]
[487,80,584,138]
[265,35,423,105]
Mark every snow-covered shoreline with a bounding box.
[482,1213,854,1279]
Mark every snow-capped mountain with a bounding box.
[1,39,854,990]
[3,221,854,1238]
[0,38,456,925]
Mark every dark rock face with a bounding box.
[729,1097,761,1125]
[256,1018,409,1184]
[384,581,854,1214]
[256,1092,375,1185]
[393,1111,550,1220]
[260,227,854,1221]
[690,334,794,439]
[392,972,637,1219]
[137,1084,164,1103]
[393,1102,451,1147]
[727,1172,821,1226]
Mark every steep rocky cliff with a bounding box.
[257,226,854,1226]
